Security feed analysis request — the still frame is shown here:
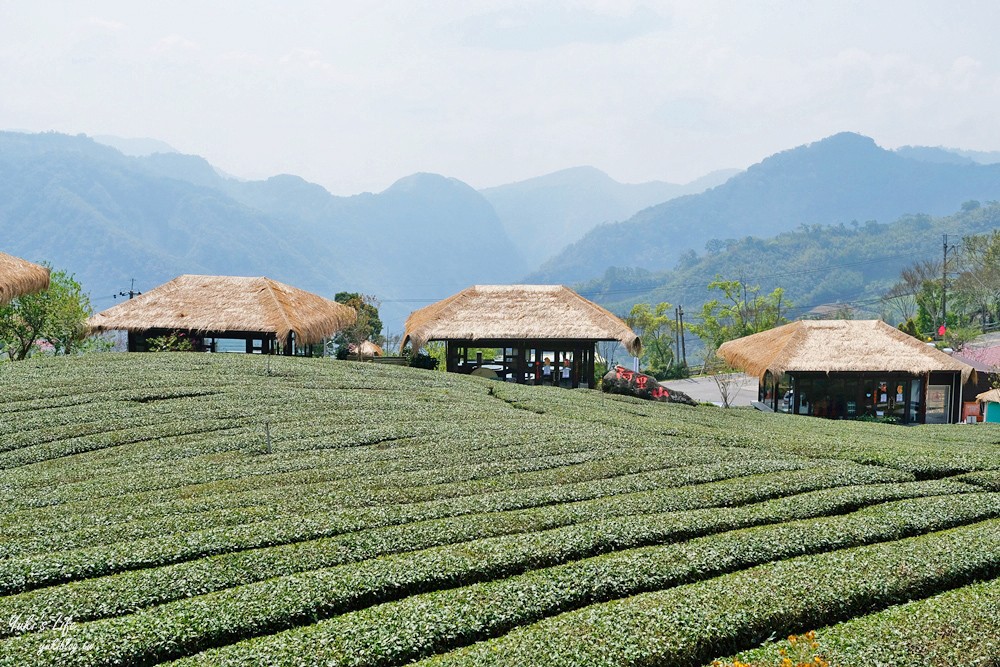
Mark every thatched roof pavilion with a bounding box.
[402,284,640,388]
[88,275,356,354]
[0,252,50,305]
[718,320,975,424]
[719,320,973,382]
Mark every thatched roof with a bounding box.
[402,284,641,355]
[88,275,356,345]
[976,388,1000,403]
[0,252,50,305]
[718,319,974,383]
[349,340,384,357]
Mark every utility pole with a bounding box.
[116,278,142,300]
[674,306,681,363]
[942,235,956,337]
[678,305,687,367]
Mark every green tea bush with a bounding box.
[0,353,996,666]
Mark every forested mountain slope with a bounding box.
[0,132,524,326]
[532,133,1000,284]
[578,202,1000,324]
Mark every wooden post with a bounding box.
[585,345,595,388]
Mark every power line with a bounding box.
[114,278,142,300]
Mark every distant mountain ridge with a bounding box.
[896,145,1000,166]
[93,135,179,157]
[530,133,1000,283]
[578,203,1000,328]
[0,132,525,331]
[480,166,739,267]
[9,129,1000,335]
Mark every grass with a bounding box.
[0,352,997,666]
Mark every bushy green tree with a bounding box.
[954,230,1000,328]
[627,302,682,380]
[688,278,789,350]
[331,292,383,359]
[0,267,92,360]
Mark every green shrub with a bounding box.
[145,331,195,352]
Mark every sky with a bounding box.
[2,1,999,195]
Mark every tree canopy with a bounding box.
[0,267,92,360]
[332,292,383,359]
[626,302,678,379]
[688,279,789,351]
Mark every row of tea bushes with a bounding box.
[153,502,1000,667]
[408,518,1000,667]
[0,480,969,638]
[723,576,1000,666]
[0,459,894,595]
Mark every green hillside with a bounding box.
[532,133,1000,284]
[579,201,1000,328]
[1,354,998,665]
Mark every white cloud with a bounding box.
[87,17,126,32]
[152,34,199,54]
[4,1,1000,193]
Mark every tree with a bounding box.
[595,339,622,381]
[626,302,677,379]
[881,280,917,324]
[43,270,93,355]
[703,348,742,408]
[688,278,789,350]
[953,230,1000,329]
[332,292,382,360]
[0,268,93,360]
[883,259,940,331]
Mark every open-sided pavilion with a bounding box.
[88,274,356,355]
[402,284,641,388]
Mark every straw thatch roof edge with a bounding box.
[718,320,974,383]
[402,284,642,356]
[88,275,356,346]
[0,252,50,305]
[976,388,1000,403]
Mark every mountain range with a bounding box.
[479,166,738,267]
[0,131,730,329]
[5,130,1000,334]
[0,132,525,331]
[529,132,1000,283]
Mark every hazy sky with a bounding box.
[2,1,999,195]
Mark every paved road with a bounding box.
[662,373,759,406]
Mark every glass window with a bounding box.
[797,379,811,415]
[908,378,922,423]
[926,385,951,424]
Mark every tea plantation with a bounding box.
[1,353,998,666]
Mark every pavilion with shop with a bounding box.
[88,274,356,355]
[401,284,641,388]
[0,251,50,305]
[718,319,975,424]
